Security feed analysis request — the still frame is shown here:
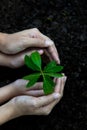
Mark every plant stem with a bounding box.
[40,69,45,81]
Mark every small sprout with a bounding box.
[23,51,64,95]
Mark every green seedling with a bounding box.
[23,51,64,95]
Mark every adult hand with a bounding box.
[0,49,43,68]
[0,28,60,68]
[0,76,67,125]
[0,76,66,103]
[9,76,67,116]
[0,79,44,104]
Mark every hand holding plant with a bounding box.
[23,51,64,94]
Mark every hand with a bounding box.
[0,73,67,104]
[0,79,44,104]
[9,76,67,116]
[0,49,43,68]
[0,76,67,125]
[0,28,60,68]
[12,79,44,97]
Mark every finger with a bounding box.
[14,80,43,90]
[24,90,44,97]
[60,76,67,95]
[27,82,43,90]
[21,49,44,61]
[34,94,61,115]
[37,33,60,64]
[21,38,53,49]
[39,100,59,115]
[53,78,57,83]
[36,92,61,107]
[44,49,53,61]
[10,49,44,68]
[53,45,60,63]
[37,77,67,115]
[13,79,28,87]
[55,76,67,94]
[15,49,44,59]
[47,44,60,64]
[54,78,61,93]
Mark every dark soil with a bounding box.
[0,0,87,130]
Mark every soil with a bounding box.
[0,0,87,130]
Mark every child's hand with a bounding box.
[0,76,66,125]
[9,76,67,116]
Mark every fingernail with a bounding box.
[62,73,65,75]
[63,76,67,81]
[38,50,44,54]
[53,93,61,99]
[45,40,54,46]
[57,59,60,64]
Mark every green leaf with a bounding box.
[44,73,63,78]
[31,51,41,70]
[23,52,64,95]
[24,55,40,71]
[23,73,41,80]
[44,61,57,71]
[44,65,64,73]
[43,75,55,94]
[23,73,41,87]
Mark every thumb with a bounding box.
[13,79,28,87]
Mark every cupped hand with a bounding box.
[0,49,43,68]
[9,76,67,116]
[0,28,60,67]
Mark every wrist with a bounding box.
[0,101,19,125]
[0,33,9,53]
[0,33,8,45]
[0,83,18,104]
[0,52,11,67]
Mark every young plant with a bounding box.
[23,51,64,95]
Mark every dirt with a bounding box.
[0,0,87,130]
